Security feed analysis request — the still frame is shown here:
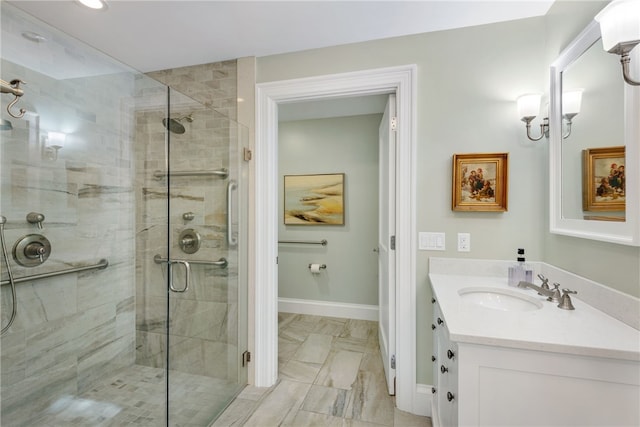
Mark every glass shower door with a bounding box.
[164,88,248,426]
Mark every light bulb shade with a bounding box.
[562,89,583,116]
[47,131,66,147]
[595,0,640,53]
[517,93,542,119]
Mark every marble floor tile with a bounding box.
[315,349,363,390]
[242,380,310,427]
[280,359,322,384]
[278,336,302,363]
[278,312,297,330]
[340,319,378,342]
[282,409,344,426]
[344,352,395,426]
[293,333,333,364]
[332,335,379,354]
[302,384,350,417]
[394,408,433,426]
[235,386,271,402]
[312,316,348,336]
[210,398,258,427]
[214,314,432,427]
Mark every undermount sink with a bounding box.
[458,287,543,312]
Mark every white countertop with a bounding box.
[429,273,640,362]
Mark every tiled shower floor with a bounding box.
[30,365,240,427]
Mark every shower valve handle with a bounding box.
[26,212,45,229]
[24,242,46,262]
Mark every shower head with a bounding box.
[1,119,12,131]
[162,118,185,134]
[162,113,194,135]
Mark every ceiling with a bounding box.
[8,0,555,73]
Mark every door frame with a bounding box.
[253,64,417,412]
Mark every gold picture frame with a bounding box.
[452,153,508,212]
[582,146,625,212]
[284,173,345,225]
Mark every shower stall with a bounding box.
[0,3,248,426]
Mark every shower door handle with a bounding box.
[227,180,238,247]
[168,260,191,293]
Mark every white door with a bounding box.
[378,94,397,395]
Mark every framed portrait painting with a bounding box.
[284,173,345,225]
[582,146,625,212]
[452,153,508,212]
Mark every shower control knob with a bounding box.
[13,234,51,267]
[25,242,46,262]
[178,229,201,254]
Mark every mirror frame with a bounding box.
[549,21,640,246]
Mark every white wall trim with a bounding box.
[279,298,378,321]
[254,64,418,413]
[415,384,433,418]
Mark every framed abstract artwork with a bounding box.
[284,173,345,225]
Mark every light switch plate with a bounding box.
[419,232,446,251]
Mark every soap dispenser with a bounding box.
[508,248,532,287]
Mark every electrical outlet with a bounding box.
[457,233,470,252]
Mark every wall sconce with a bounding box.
[42,131,65,161]
[517,90,582,141]
[595,0,640,86]
[517,93,548,141]
[560,89,583,139]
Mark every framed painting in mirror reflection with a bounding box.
[582,146,625,213]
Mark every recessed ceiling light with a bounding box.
[22,31,47,43]
[76,0,108,10]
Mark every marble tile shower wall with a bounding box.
[134,60,239,380]
[0,60,138,425]
[146,60,238,122]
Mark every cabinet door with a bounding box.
[442,340,458,427]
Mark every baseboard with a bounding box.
[414,383,433,417]
[278,297,378,321]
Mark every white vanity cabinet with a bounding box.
[430,278,640,427]
[431,298,458,427]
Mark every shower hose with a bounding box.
[0,216,17,335]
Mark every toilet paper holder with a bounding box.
[308,263,327,270]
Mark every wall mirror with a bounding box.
[550,21,640,245]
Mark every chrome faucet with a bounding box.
[537,274,550,291]
[517,281,562,303]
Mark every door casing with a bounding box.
[253,64,418,413]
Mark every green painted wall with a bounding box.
[258,0,640,386]
[278,115,381,305]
